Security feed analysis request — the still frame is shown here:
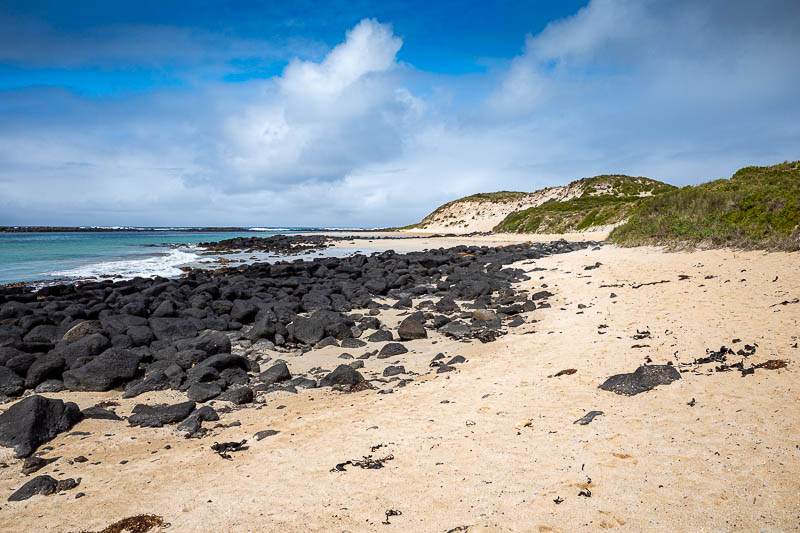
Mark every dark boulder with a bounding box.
[231,299,259,323]
[364,279,388,295]
[435,296,459,314]
[219,386,254,405]
[199,353,249,372]
[378,342,408,359]
[259,362,291,386]
[8,475,80,502]
[127,325,154,347]
[287,377,317,389]
[0,366,25,397]
[55,333,110,368]
[254,429,279,440]
[23,325,60,344]
[62,348,142,392]
[383,365,406,377]
[301,291,331,312]
[186,382,222,402]
[174,331,231,356]
[367,329,393,343]
[173,349,208,370]
[341,337,367,349]
[128,401,196,428]
[319,364,365,387]
[151,299,177,318]
[185,365,220,384]
[316,336,339,348]
[6,353,36,376]
[81,406,121,421]
[148,317,198,342]
[246,316,275,342]
[177,405,219,436]
[24,354,65,389]
[220,366,250,386]
[397,316,427,341]
[598,365,681,396]
[440,320,471,339]
[0,395,82,457]
[21,455,59,476]
[122,371,170,399]
[290,316,324,345]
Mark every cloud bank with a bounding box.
[1,1,798,227]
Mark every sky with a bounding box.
[1,0,798,227]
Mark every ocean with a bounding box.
[0,229,366,286]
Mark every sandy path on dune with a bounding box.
[0,241,798,532]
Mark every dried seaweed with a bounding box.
[770,298,799,308]
[331,454,394,472]
[88,514,168,533]
[211,440,248,459]
[631,280,670,289]
[756,359,788,370]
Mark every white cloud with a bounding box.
[1,3,799,227]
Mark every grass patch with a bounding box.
[610,161,800,250]
[494,175,675,233]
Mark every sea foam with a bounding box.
[49,248,199,282]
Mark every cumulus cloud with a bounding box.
[1,2,799,227]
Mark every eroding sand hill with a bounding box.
[409,176,669,234]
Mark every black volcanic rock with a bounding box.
[62,348,142,392]
[598,365,681,396]
[397,316,427,340]
[9,475,80,502]
[177,405,219,436]
[378,343,408,358]
[259,362,291,386]
[0,395,82,457]
[367,329,393,343]
[0,366,25,397]
[128,401,196,428]
[81,406,121,421]
[319,365,364,387]
[24,354,65,389]
[122,371,171,398]
[187,382,222,402]
[290,316,325,345]
[219,386,254,405]
[148,317,198,341]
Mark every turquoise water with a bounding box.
[0,231,281,285]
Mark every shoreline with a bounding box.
[0,234,797,531]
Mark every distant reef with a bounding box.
[0,227,320,233]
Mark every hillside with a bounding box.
[494,175,675,233]
[610,161,800,250]
[406,175,674,233]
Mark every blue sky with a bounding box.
[1,0,798,226]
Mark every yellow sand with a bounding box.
[1,237,798,532]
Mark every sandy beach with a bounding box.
[0,233,798,532]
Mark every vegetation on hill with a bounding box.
[610,161,800,250]
[494,176,675,233]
